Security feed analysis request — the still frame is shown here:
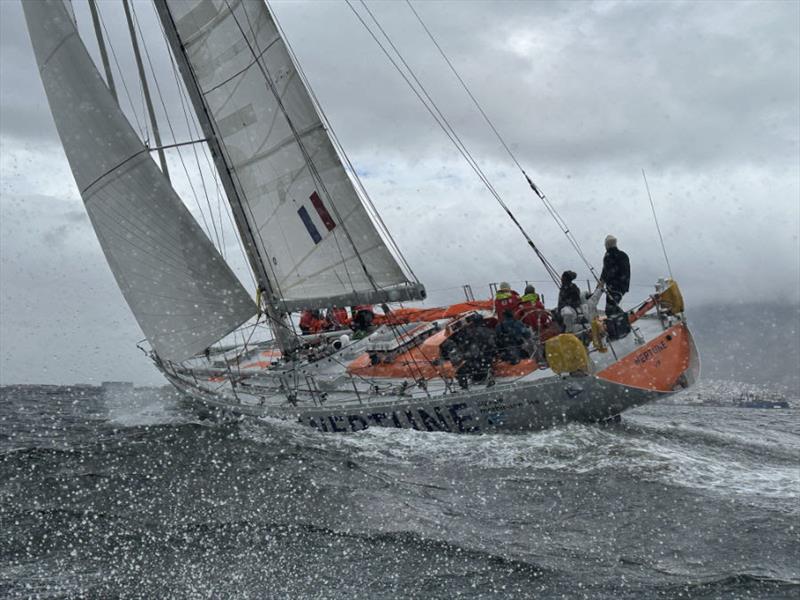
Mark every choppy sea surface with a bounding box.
[1,383,798,599]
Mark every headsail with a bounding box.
[22,0,257,362]
[157,0,425,312]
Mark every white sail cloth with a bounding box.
[161,0,424,311]
[22,0,256,362]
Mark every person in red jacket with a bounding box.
[326,306,350,329]
[515,284,551,332]
[299,309,325,334]
[494,282,520,317]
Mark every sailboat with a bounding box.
[23,0,699,434]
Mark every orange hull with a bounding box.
[597,323,691,392]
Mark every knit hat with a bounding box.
[524,284,536,295]
[561,270,577,283]
[605,235,617,249]
[499,281,511,291]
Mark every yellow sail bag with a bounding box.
[545,334,590,374]
[659,280,685,314]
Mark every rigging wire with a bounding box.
[142,1,257,353]
[345,0,561,287]
[231,0,363,304]
[355,0,561,285]
[157,0,300,354]
[239,7,422,392]
[129,2,225,253]
[214,27,316,334]
[404,0,598,282]
[123,0,169,180]
[641,169,674,279]
[271,10,419,284]
[266,2,436,391]
[235,0,426,393]
[156,7,252,283]
[93,5,147,141]
[160,0,304,330]
[142,3,258,365]
[87,0,117,103]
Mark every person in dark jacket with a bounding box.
[556,270,582,333]
[495,310,532,364]
[445,314,497,389]
[557,271,581,312]
[599,235,630,316]
[351,305,375,337]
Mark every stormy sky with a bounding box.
[1,0,798,385]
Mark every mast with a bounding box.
[122,0,170,181]
[86,0,117,102]
[154,0,297,353]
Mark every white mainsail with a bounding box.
[22,0,257,362]
[157,0,425,312]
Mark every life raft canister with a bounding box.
[545,334,590,374]
[658,279,685,315]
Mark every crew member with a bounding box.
[495,309,532,364]
[454,314,497,389]
[557,270,582,333]
[326,306,350,329]
[598,234,630,316]
[515,284,551,332]
[299,309,325,334]
[494,281,520,317]
[351,305,375,337]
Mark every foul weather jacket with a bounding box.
[600,247,631,294]
[557,283,582,313]
[515,294,551,330]
[494,290,520,316]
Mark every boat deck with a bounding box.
[164,313,676,414]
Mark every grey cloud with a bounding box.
[0,192,163,385]
[271,0,799,171]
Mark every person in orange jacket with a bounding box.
[515,284,551,332]
[494,282,520,317]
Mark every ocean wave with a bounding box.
[655,572,800,595]
[240,407,800,510]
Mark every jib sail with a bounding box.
[22,0,257,362]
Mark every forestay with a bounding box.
[159,0,425,311]
[22,0,256,362]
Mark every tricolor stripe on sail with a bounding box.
[298,205,322,244]
[310,191,336,231]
